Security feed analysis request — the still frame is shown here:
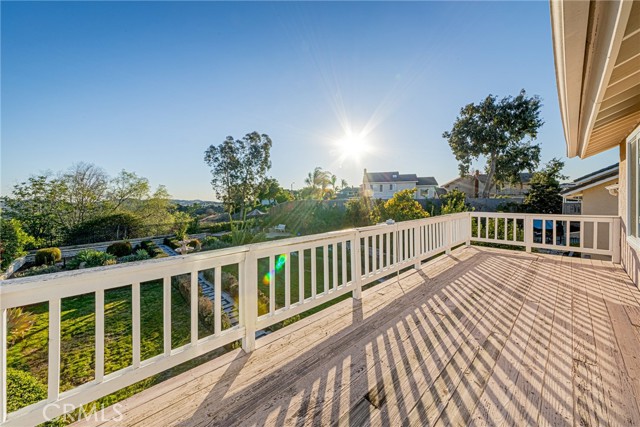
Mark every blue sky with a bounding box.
[1,1,618,200]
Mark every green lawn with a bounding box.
[257,245,353,316]
[7,279,217,422]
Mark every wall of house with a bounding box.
[443,177,478,197]
[581,179,618,215]
[416,185,437,199]
[619,142,640,287]
[580,179,617,257]
[368,181,416,200]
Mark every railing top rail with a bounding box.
[469,212,619,221]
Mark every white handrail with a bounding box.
[0,211,620,426]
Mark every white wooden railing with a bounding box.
[0,212,620,426]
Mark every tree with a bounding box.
[443,90,544,197]
[344,197,374,227]
[58,162,109,230]
[373,189,429,223]
[257,177,293,205]
[523,158,566,214]
[0,218,34,269]
[107,170,150,213]
[440,189,470,215]
[204,132,272,222]
[2,175,66,246]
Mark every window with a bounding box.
[379,185,383,192]
[629,125,640,240]
[389,184,393,190]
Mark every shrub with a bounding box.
[7,307,37,344]
[199,221,232,234]
[7,368,47,413]
[119,249,151,263]
[141,240,167,258]
[67,250,116,269]
[0,218,34,270]
[13,264,61,278]
[65,212,144,245]
[34,247,62,266]
[163,237,180,250]
[201,236,231,251]
[106,241,132,257]
[189,239,202,251]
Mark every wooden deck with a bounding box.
[76,246,640,427]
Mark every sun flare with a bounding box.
[336,131,369,162]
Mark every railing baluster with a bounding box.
[364,237,369,276]
[553,220,557,245]
[299,250,305,303]
[372,235,377,273]
[214,267,222,336]
[580,221,585,250]
[323,245,329,295]
[386,232,391,268]
[332,244,338,291]
[594,221,599,250]
[269,256,276,314]
[1,308,7,423]
[132,282,141,368]
[163,276,171,356]
[285,251,291,307]
[48,299,61,402]
[341,241,347,285]
[95,290,104,382]
[190,271,198,344]
[241,256,257,352]
[311,247,317,299]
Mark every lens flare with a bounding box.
[262,254,287,286]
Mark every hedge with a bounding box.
[106,241,132,257]
[7,368,47,413]
[34,247,62,266]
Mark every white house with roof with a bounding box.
[362,169,439,200]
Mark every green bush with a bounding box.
[67,250,116,269]
[202,236,232,251]
[65,212,144,245]
[119,249,151,263]
[106,241,132,257]
[7,307,37,344]
[199,221,233,234]
[34,247,62,266]
[140,240,167,258]
[7,368,47,413]
[0,218,34,270]
[163,237,180,250]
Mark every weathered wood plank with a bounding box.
[536,253,574,427]
[588,259,640,426]
[570,257,611,427]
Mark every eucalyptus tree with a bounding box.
[204,132,272,222]
[443,90,544,197]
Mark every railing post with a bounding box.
[353,230,363,300]
[241,251,258,353]
[525,216,533,253]
[613,217,621,263]
[466,213,471,247]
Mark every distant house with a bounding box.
[336,186,360,199]
[441,171,532,198]
[561,164,618,216]
[362,170,438,200]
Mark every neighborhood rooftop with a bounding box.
[364,171,438,185]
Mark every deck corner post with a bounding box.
[445,219,451,255]
[465,213,472,246]
[353,230,363,300]
[241,251,258,353]
[613,216,621,263]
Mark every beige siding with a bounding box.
[619,142,640,287]
[581,180,618,215]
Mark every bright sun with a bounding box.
[337,131,368,161]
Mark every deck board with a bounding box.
[73,246,640,427]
